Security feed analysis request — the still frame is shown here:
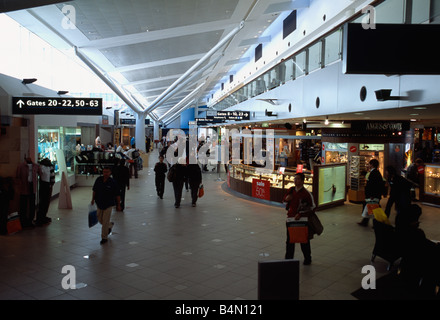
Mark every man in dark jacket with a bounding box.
[91,167,121,244]
[186,162,202,207]
[112,159,130,211]
[384,165,412,222]
[358,159,386,227]
[172,157,187,208]
[154,155,167,199]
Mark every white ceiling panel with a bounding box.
[7,0,295,121]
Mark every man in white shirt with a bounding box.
[124,147,139,178]
[36,158,55,226]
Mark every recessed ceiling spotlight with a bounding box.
[414,107,427,110]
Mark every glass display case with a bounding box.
[313,163,347,208]
[422,164,440,204]
[38,126,80,181]
[231,164,313,192]
[228,163,346,210]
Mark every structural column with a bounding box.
[135,112,146,153]
[154,120,160,144]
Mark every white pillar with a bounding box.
[154,120,160,143]
[135,112,146,152]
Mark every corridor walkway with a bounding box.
[1,150,439,300]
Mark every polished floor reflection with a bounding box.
[1,150,439,300]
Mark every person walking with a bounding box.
[16,156,41,228]
[384,165,413,225]
[124,145,139,178]
[283,172,316,265]
[35,158,55,226]
[187,162,202,207]
[154,155,167,199]
[358,159,386,227]
[171,157,187,208]
[112,159,130,211]
[91,167,121,244]
[406,158,424,201]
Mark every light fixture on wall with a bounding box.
[22,78,37,84]
[324,116,329,125]
[375,89,404,101]
[265,109,277,117]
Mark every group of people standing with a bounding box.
[0,156,55,235]
[357,158,422,228]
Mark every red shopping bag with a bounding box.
[366,203,380,216]
[287,219,308,243]
[7,213,22,234]
[198,184,204,198]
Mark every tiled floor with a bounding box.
[1,150,440,300]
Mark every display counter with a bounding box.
[227,163,346,210]
[421,163,440,205]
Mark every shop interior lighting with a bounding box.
[324,116,329,125]
[22,78,37,84]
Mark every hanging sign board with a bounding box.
[206,110,250,121]
[12,97,102,115]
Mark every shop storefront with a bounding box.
[322,120,412,203]
[37,126,80,183]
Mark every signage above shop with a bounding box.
[12,97,102,115]
[351,120,410,132]
[206,110,250,121]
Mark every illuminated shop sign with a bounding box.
[351,121,410,132]
[12,97,102,115]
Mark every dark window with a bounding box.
[255,43,263,62]
[283,10,297,39]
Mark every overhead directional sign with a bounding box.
[206,110,250,121]
[12,97,102,115]
[194,117,225,126]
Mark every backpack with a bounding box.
[167,165,176,182]
[132,150,140,159]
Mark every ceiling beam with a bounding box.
[143,21,244,115]
[79,19,239,50]
[159,82,206,122]
[74,47,144,114]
